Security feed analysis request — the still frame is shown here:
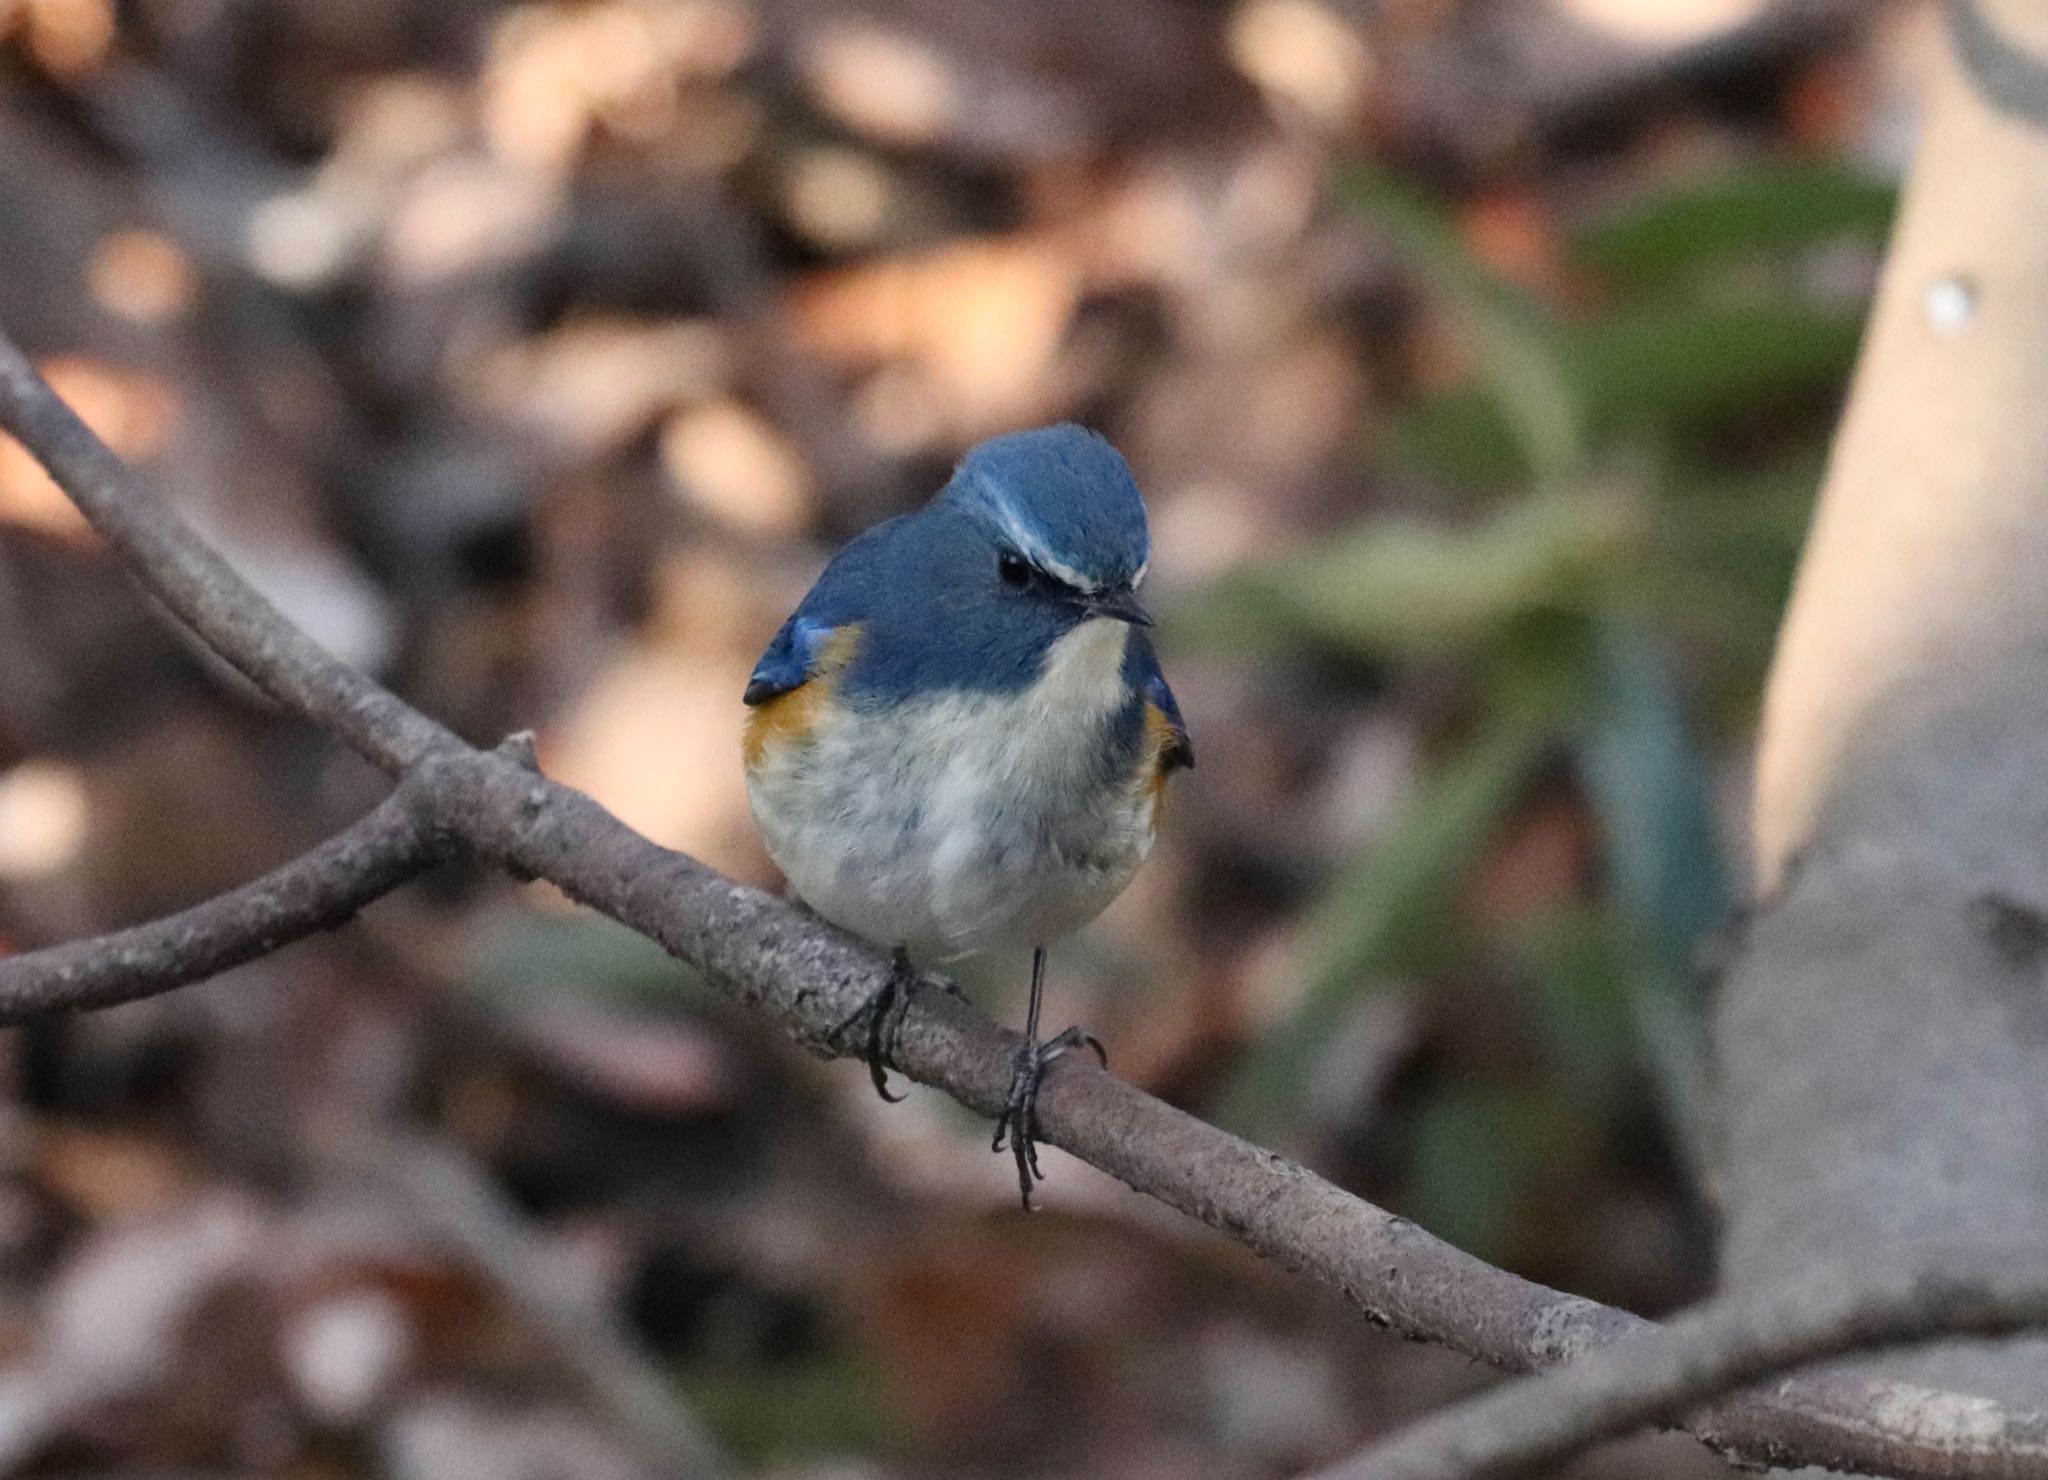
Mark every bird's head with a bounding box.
[938,424,1153,628]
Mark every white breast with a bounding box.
[745,618,1156,959]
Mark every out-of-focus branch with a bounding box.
[4,329,2048,1480]
[342,1131,734,1480]
[1312,1252,2048,1480]
[0,774,448,1018]
[1950,0,2048,128]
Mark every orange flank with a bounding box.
[742,625,863,770]
[1142,702,1182,803]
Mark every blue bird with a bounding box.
[742,424,1193,1206]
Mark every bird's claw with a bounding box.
[830,949,924,1102]
[992,1026,1107,1210]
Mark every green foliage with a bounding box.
[1345,169,1586,481]
[1513,905,1641,1107]
[1193,156,1864,1223]
[1174,492,1635,660]
[1218,692,1559,1138]
[470,910,709,1013]
[1571,161,1896,288]
[1575,624,1727,1161]
[1402,1083,1557,1261]
[679,1349,893,1464]
[1391,298,1864,487]
[1638,457,1820,682]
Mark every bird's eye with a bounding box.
[998,552,1032,588]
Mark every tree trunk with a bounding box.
[1721,0,2048,1405]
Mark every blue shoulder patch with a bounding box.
[744,614,836,705]
[743,515,910,705]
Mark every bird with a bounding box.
[741,424,1192,1207]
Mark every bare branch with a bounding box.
[425,760,2048,1480]
[0,334,457,774]
[1313,1252,2048,1480]
[0,775,446,1018]
[6,321,2048,1480]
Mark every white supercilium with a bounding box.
[971,472,1108,594]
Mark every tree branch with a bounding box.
[0,333,458,775]
[1312,1252,2048,1480]
[1725,0,2048,1430]
[429,759,2048,1480]
[0,772,449,1018]
[1949,0,2048,130]
[4,325,2048,1480]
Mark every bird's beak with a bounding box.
[1081,587,1153,627]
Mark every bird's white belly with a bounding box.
[745,624,1156,958]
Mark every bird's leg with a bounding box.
[992,947,1107,1209]
[831,946,921,1102]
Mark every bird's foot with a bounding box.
[830,948,927,1102]
[991,1026,1107,1210]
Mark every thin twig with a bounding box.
[1311,1252,2048,1480]
[0,774,447,1018]
[4,323,2048,1480]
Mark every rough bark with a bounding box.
[1724,0,2048,1407]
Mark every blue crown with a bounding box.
[941,425,1151,593]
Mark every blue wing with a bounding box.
[744,613,837,705]
[742,517,902,705]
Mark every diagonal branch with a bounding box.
[0,770,450,1019]
[4,324,2048,1480]
[431,758,2048,1480]
[0,334,457,775]
[1311,1252,2048,1480]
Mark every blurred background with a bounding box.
[0,0,1930,1475]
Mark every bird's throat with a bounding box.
[1035,617,1132,721]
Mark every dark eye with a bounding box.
[998,552,1032,588]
